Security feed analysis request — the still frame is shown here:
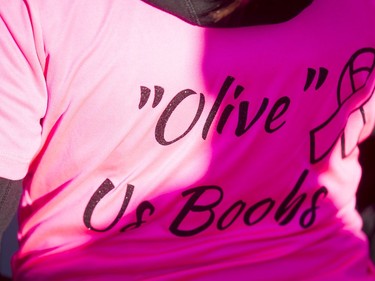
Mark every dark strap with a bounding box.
[0,178,22,240]
[141,0,313,27]
[362,205,375,263]
[140,0,233,26]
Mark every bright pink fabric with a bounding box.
[0,0,375,280]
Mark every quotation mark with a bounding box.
[304,67,329,91]
[139,86,164,109]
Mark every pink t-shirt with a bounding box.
[1,0,375,280]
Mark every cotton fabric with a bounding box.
[0,0,375,280]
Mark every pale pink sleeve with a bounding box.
[0,0,47,180]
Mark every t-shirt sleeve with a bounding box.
[0,0,47,180]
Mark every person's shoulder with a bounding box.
[0,0,41,16]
